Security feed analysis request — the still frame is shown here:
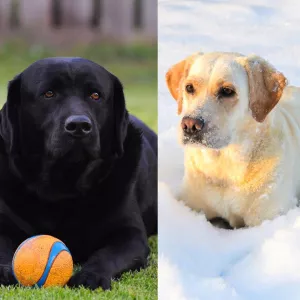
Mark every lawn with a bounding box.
[0,41,157,299]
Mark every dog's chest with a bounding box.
[33,198,114,261]
[182,148,280,222]
[6,189,114,258]
[182,172,246,221]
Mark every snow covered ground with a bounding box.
[158,1,300,299]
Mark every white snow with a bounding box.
[158,1,300,299]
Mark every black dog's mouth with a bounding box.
[65,140,99,161]
[47,133,100,161]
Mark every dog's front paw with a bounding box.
[68,270,111,290]
[0,265,17,285]
[209,217,233,230]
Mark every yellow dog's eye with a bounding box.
[44,91,54,98]
[220,87,235,97]
[90,92,100,101]
[185,84,195,94]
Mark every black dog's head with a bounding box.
[1,57,128,162]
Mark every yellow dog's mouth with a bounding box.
[182,127,230,149]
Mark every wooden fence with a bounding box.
[0,0,157,45]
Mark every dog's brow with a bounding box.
[39,77,70,89]
[187,76,204,84]
[74,72,99,82]
[83,80,100,87]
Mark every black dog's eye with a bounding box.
[185,84,195,94]
[219,87,235,97]
[90,92,100,101]
[44,91,54,98]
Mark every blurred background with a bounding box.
[0,0,157,131]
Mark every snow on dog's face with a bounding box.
[166,52,287,149]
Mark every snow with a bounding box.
[158,0,300,299]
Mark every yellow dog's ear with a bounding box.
[165,52,202,114]
[238,55,287,122]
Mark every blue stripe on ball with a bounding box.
[12,235,43,283]
[36,241,70,287]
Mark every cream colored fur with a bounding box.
[166,52,300,228]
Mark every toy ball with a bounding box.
[12,235,73,287]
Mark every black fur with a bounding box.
[0,57,157,290]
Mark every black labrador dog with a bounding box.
[0,57,157,290]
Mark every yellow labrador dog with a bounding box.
[166,52,300,228]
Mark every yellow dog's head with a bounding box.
[166,52,287,149]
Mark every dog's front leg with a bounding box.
[243,186,296,227]
[68,217,149,290]
[0,235,17,285]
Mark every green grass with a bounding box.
[0,41,157,299]
[0,237,157,300]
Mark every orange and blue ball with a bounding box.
[12,235,73,287]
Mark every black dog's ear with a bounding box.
[0,74,22,154]
[111,75,129,158]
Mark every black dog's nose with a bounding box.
[64,115,92,137]
[181,116,205,134]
